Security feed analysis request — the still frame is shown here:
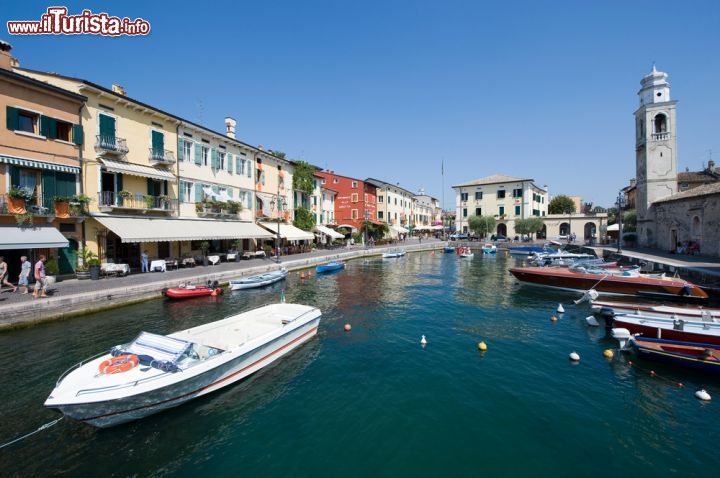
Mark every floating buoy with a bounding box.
[650,370,656,377]
[550,315,558,322]
[478,341,487,351]
[695,389,712,401]
[420,335,427,346]
[344,323,352,332]
[603,349,614,359]
[557,304,565,314]
[678,383,685,388]
[569,351,580,362]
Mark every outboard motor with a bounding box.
[598,307,616,328]
[610,328,632,350]
[211,280,219,288]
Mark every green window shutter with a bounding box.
[116,173,123,192]
[211,149,218,170]
[236,157,241,174]
[41,170,56,209]
[228,188,233,198]
[195,182,203,203]
[147,178,154,195]
[228,153,233,174]
[40,116,57,139]
[10,166,20,187]
[151,130,164,153]
[99,114,115,140]
[177,139,184,160]
[212,185,219,195]
[56,172,76,197]
[194,144,202,165]
[6,106,18,130]
[179,181,185,202]
[72,124,84,145]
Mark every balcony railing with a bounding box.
[2,194,85,218]
[98,191,176,212]
[95,135,129,155]
[652,132,669,141]
[149,148,176,165]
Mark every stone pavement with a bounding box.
[591,246,720,277]
[0,239,444,328]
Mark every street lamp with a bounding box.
[269,195,286,263]
[616,191,626,253]
[364,207,370,249]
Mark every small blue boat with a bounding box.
[481,243,497,254]
[630,336,720,375]
[316,261,345,273]
[443,245,455,253]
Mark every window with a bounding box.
[513,188,523,198]
[55,121,72,141]
[364,194,369,203]
[321,178,326,184]
[351,181,358,188]
[378,211,384,219]
[351,209,358,219]
[378,195,384,203]
[460,192,468,201]
[475,191,483,200]
[533,209,540,216]
[201,146,209,166]
[183,140,192,162]
[182,182,193,202]
[19,169,37,190]
[351,193,358,203]
[333,178,339,184]
[499,206,505,216]
[462,208,468,218]
[218,152,226,170]
[680,183,689,191]
[17,110,38,133]
[394,198,397,205]
[515,205,521,216]
[497,190,506,199]
[475,208,482,216]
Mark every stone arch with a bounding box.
[691,215,701,238]
[559,222,571,236]
[654,113,667,133]
[496,223,507,237]
[584,222,596,239]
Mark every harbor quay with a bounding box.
[0,239,443,329]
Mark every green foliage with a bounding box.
[53,195,70,203]
[45,257,59,276]
[9,186,33,201]
[292,160,316,196]
[548,195,576,214]
[72,193,92,205]
[14,212,33,226]
[293,207,316,231]
[622,209,637,232]
[361,222,389,239]
[199,241,210,256]
[271,150,286,159]
[515,217,545,237]
[76,247,98,272]
[118,190,132,199]
[468,215,496,236]
[87,258,101,267]
[226,200,243,214]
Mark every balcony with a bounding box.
[98,191,176,214]
[95,135,129,156]
[652,132,670,141]
[149,148,176,165]
[2,193,86,222]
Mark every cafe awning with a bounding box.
[0,226,69,250]
[390,225,409,234]
[259,222,315,241]
[93,216,273,243]
[0,155,80,174]
[315,225,344,240]
[100,158,175,181]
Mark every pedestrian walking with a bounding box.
[0,256,17,293]
[141,250,149,273]
[33,255,48,298]
[18,255,31,294]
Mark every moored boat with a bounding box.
[458,246,474,258]
[508,246,547,255]
[591,299,720,321]
[316,261,345,273]
[382,249,406,259]
[613,332,720,375]
[229,268,288,290]
[44,303,322,427]
[162,281,223,299]
[508,266,708,299]
[443,244,455,253]
[481,243,497,254]
[605,312,720,344]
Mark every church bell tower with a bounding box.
[634,65,678,244]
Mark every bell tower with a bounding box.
[634,65,678,244]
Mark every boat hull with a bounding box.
[591,300,720,321]
[508,247,546,255]
[610,316,720,345]
[229,270,287,290]
[163,287,222,299]
[47,317,319,428]
[508,267,708,299]
[316,263,344,273]
[631,337,720,375]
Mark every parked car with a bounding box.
[450,233,468,240]
[493,235,508,242]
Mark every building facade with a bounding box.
[316,171,377,231]
[366,178,415,234]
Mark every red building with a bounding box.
[315,171,377,230]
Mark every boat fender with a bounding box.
[603,349,614,359]
[420,335,427,346]
[557,304,565,314]
[569,352,580,362]
[695,389,712,401]
[478,341,487,351]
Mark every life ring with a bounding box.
[98,354,139,374]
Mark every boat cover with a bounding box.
[125,332,192,364]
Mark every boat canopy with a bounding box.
[125,332,193,363]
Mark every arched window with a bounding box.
[692,216,701,238]
[559,222,571,236]
[654,114,667,133]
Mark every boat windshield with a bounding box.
[125,332,192,363]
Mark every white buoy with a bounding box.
[420,335,427,346]
[585,315,600,327]
[695,389,712,401]
[569,351,580,362]
[557,304,565,314]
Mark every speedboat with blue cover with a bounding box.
[229,268,288,290]
[382,249,406,259]
[44,303,322,427]
[316,261,345,273]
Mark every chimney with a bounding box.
[630,178,636,187]
[111,84,126,96]
[708,160,716,171]
[257,144,263,150]
[0,40,14,70]
[224,117,236,139]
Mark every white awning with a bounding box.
[0,226,69,250]
[101,158,175,181]
[93,216,273,243]
[259,222,315,241]
[607,223,620,231]
[391,225,409,234]
[315,225,344,239]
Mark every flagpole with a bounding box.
[441,158,445,239]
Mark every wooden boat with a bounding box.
[481,243,497,254]
[530,251,595,266]
[45,303,321,427]
[625,335,720,375]
[508,266,708,299]
[162,282,223,299]
[607,312,720,345]
[382,249,406,259]
[316,261,345,273]
[229,268,288,290]
[591,299,720,321]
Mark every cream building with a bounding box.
[413,189,441,226]
[366,178,415,235]
[320,186,337,225]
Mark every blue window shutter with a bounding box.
[228,188,233,198]
[228,154,233,174]
[177,139,184,160]
[195,182,203,202]
[247,161,252,178]
[179,181,185,202]
[72,124,84,145]
[194,144,202,165]
[211,149,218,170]
[212,184,219,195]
[236,157,241,174]
[6,106,18,130]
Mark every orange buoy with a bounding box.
[550,315,558,322]
[344,324,352,332]
[300,271,305,279]
[98,354,139,374]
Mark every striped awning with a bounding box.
[101,158,175,181]
[0,155,79,174]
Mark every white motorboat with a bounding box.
[45,303,321,428]
[229,268,288,290]
[591,299,720,321]
[530,250,595,266]
[382,249,406,259]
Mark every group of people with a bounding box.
[0,255,49,298]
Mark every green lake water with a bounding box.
[1,252,718,477]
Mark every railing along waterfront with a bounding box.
[98,191,177,211]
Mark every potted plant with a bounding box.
[232,239,243,262]
[117,190,132,207]
[8,187,32,214]
[88,258,102,280]
[70,193,91,215]
[53,195,71,218]
[14,212,33,227]
[143,195,156,209]
[157,194,169,209]
[199,241,210,266]
[76,247,97,280]
[44,257,59,286]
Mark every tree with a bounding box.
[526,217,544,238]
[361,221,389,239]
[468,215,496,237]
[293,207,316,231]
[514,218,531,236]
[270,150,286,159]
[548,195,576,214]
[291,160,316,195]
[622,209,637,232]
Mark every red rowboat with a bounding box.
[508,266,708,299]
[610,313,720,345]
[162,284,223,299]
[591,299,720,321]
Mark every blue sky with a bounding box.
[4,1,719,208]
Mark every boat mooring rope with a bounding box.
[0,416,63,450]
